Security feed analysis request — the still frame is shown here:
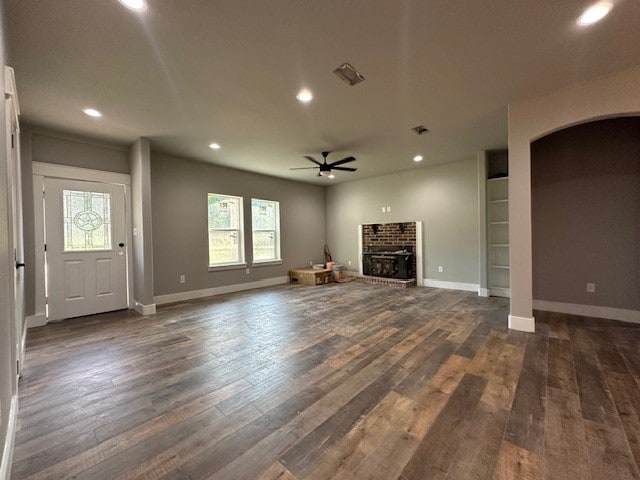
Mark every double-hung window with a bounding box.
[208,193,244,267]
[251,198,281,263]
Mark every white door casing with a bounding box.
[4,76,22,379]
[44,178,128,321]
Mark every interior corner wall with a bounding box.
[531,117,640,312]
[150,152,327,297]
[508,64,640,327]
[129,138,154,307]
[325,157,480,285]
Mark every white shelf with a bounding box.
[486,176,510,294]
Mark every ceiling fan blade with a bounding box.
[332,166,357,172]
[328,156,356,167]
[290,167,319,170]
[304,156,322,166]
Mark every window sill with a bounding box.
[208,262,247,272]
[252,259,283,267]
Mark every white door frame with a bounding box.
[31,162,133,326]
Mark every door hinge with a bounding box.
[44,244,47,252]
[11,134,14,149]
[16,360,19,375]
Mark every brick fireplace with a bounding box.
[361,222,418,280]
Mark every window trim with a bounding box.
[207,193,245,268]
[250,198,281,265]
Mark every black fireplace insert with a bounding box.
[362,245,414,279]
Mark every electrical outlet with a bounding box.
[586,283,595,293]
[246,268,251,275]
[348,260,351,266]
[179,274,186,284]
[309,261,313,266]
[387,205,391,212]
[381,206,386,213]
[438,266,443,273]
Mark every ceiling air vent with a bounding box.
[333,63,365,86]
[412,125,429,135]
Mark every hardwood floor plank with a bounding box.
[302,391,418,480]
[504,333,548,454]
[544,386,591,480]
[481,342,526,410]
[445,401,509,480]
[547,338,578,394]
[493,440,545,480]
[604,371,640,468]
[257,462,298,480]
[570,328,620,427]
[399,373,488,480]
[584,419,640,480]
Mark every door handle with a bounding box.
[118,243,125,248]
[16,262,25,269]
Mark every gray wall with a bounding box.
[326,158,481,284]
[151,152,327,297]
[28,127,129,173]
[129,138,154,307]
[20,124,130,315]
[532,117,640,311]
[0,1,15,471]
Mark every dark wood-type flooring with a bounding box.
[12,283,640,479]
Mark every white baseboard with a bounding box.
[154,276,289,305]
[424,279,479,293]
[533,299,640,324]
[26,313,47,328]
[0,395,18,480]
[133,302,157,316]
[509,314,536,333]
[489,287,511,298]
[478,288,489,297]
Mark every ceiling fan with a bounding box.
[290,151,357,176]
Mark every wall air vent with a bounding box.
[333,63,365,86]
[412,125,429,135]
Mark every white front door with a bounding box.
[44,178,128,321]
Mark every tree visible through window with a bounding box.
[252,198,280,262]
[208,194,244,266]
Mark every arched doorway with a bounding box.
[531,117,640,322]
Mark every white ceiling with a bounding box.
[6,0,640,184]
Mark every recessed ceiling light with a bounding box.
[209,143,221,150]
[413,155,423,162]
[82,108,102,118]
[328,174,335,179]
[577,1,612,26]
[118,0,147,11]
[296,89,313,103]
